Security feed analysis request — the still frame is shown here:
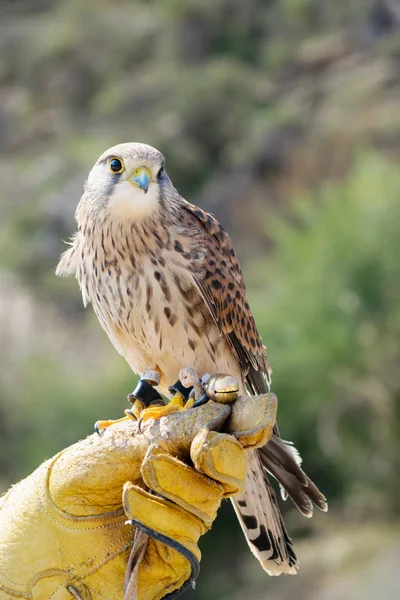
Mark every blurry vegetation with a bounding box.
[251,153,400,516]
[1,0,400,598]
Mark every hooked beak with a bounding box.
[131,167,150,194]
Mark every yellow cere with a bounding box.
[133,166,151,179]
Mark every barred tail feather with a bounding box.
[259,436,328,518]
[231,450,298,575]
[245,368,327,519]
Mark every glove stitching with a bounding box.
[73,533,133,577]
[0,528,132,593]
[41,504,126,533]
[0,580,28,598]
[0,559,32,592]
[43,538,133,600]
[0,536,134,599]
[0,459,135,597]
[12,536,134,600]
[38,452,137,596]
[41,457,127,531]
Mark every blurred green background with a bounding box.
[1,1,400,598]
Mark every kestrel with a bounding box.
[57,142,327,575]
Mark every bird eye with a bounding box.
[157,166,164,179]
[109,158,124,173]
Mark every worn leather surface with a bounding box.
[0,394,276,600]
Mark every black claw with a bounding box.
[192,393,210,408]
[168,379,193,401]
[128,379,164,407]
[193,393,210,408]
[124,409,137,420]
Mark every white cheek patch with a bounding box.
[107,181,160,221]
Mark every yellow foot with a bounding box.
[94,415,135,435]
[138,393,195,425]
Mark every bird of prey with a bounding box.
[57,142,327,575]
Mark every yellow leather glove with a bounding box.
[0,393,276,600]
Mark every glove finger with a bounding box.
[124,534,195,600]
[122,482,205,558]
[190,429,247,496]
[122,482,202,599]
[227,393,277,449]
[124,529,193,600]
[140,445,224,527]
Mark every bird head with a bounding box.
[78,142,169,223]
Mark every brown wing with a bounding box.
[180,200,328,538]
[181,201,271,393]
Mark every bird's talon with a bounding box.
[124,408,138,421]
[135,390,199,425]
[130,398,146,420]
[137,404,175,428]
[184,397,195,410]
[94,416,131,435]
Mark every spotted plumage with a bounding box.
[57,142,327,575]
